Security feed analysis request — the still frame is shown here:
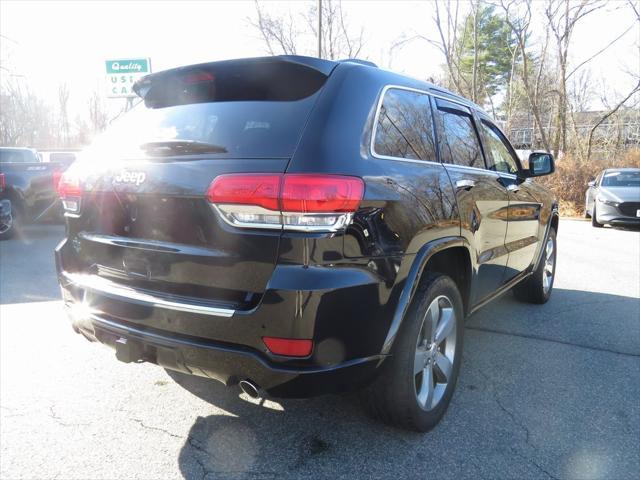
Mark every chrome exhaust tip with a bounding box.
[239,379,261,398]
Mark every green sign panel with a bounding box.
[105,59,150,74]
[105,58,151,98]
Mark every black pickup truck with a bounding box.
[0,147,67,239]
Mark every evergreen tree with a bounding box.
[456,4,517,105]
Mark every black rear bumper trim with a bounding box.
[89,313,383,375]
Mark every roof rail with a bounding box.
[338,59,378,68]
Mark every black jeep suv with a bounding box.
[56,56,558,431]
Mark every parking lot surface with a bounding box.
[1,220,638,480]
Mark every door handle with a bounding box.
[507,184,520,193]
[456,179,476,191]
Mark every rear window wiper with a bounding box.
[140,140,227,155]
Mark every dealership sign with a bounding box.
[105,58,151,98]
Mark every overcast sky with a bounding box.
[1,0,638,117]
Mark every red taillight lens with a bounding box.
[263,337,313,357]
[206,173,364,232]
[0,173,5,192]
[206,174,281,211]
[57,171,81,198]
[281,175,364,213]
[57,171,82,213]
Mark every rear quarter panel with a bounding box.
[282,64,461,360]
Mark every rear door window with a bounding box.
[435,99,485,169]
[372,88,436,161]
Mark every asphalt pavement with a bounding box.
[1,220,638,480]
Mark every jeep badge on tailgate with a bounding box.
[113,171,146,186]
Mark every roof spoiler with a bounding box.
[133,55,338,99]
[338,59,378,68]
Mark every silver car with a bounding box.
[585,168,640,228]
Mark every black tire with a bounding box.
[513,228,557,304]
[359,273,464,432]
[591,204,604,228]
[0,202,19,240]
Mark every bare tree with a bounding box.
[392,1,470,97]
[586,80,640,160]
[498,0,552,152]
[0,78,54,147]
[306,0,365,59]
[58,82,70,147]
[249,0,365,60]
[251,0,299,55]
[88,88,108,134]
[470,1,480,103]
[544,0,605,157]
[424,0,470,96]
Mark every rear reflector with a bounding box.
[263,337,313,357]
[206,174,364,232]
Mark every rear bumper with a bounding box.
[56,238,395,398]
[67,307,382,397]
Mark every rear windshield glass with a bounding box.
[49,152,76,164]
[601,170,640,187]
[83,61,327,161]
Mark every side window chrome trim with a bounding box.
[443,162,501,176]
[369,84,439,165]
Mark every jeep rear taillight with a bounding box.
[206,174,364,232]
[57,171,82,213]
[0,173,5,193]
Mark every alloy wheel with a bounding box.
[0,212,12,234]
[414,295,457,411]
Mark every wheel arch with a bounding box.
[380,237,473,356]
[550,207,559,233]
[528,207,559,276]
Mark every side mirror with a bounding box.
[587,180,596,187]
[526,152,554,177]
